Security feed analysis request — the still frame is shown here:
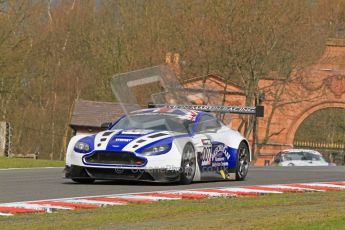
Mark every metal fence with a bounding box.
[294,141,345,149]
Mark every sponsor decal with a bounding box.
[212,144,230,160]
[156,104,256,114]
[201,139,211,145]
[200,146,212,166]
[199,141,230,167]
[211,144,230,167]
[200,139,212,166]
[115,138,132,142]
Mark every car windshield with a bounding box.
[282,152,304,161]
[111,114,194,133]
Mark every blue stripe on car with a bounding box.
[105,130,159,151]
[227,147,237,168]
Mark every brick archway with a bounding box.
[286,102,345,145]
[255,43,345,161]
[182,42,345,165]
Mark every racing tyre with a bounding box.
[180,143,196,185]
[72,178,95,184]
[235,141,250,181]
[288,163,295,166]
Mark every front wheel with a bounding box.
[235,141,250,181]
[180,143,196,185]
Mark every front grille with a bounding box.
[84,168,154,181]
[83,151,146,166]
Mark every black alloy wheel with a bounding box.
[236,141,250,181]
[180,143,196,185]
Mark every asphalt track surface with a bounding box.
[0,166,344,203]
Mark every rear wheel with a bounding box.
[236,141,250,181]
[180,143,196,185]
[72,178,95,184]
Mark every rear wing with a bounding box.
[148,103,264,117]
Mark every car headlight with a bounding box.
[74,142,91,152]
[140,144,170,155]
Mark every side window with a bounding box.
[285,152,303,161]
[304,152,320,161]
[303,152,312,161]
[196,115,221,133]
[283,153,292,161]
[313,154,321,161]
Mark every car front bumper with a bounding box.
[64,165,181,183]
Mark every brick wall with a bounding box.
[182,43,345,165]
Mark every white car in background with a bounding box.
[273,149,333,166]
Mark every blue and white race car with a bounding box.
[65,105,256,184]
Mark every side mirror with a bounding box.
[147,102,156,108]
[274,158,281,163]
[101,122,112,129]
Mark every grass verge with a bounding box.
[1,190,345,229]
[0,157,64,169]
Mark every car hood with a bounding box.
[91,129,183,153]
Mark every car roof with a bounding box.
[280,149,322,156]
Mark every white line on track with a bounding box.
[1,181,345,216]
[62,199,124,206]
[257,185,308,190]
[0,203,72,212]
[301,183,345,189]
[0,212,13,216]
[221,187,283,194]
[1,181,345,207]
[115,195,180,201]
[0,167,64,171]
[168,190,232,197]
